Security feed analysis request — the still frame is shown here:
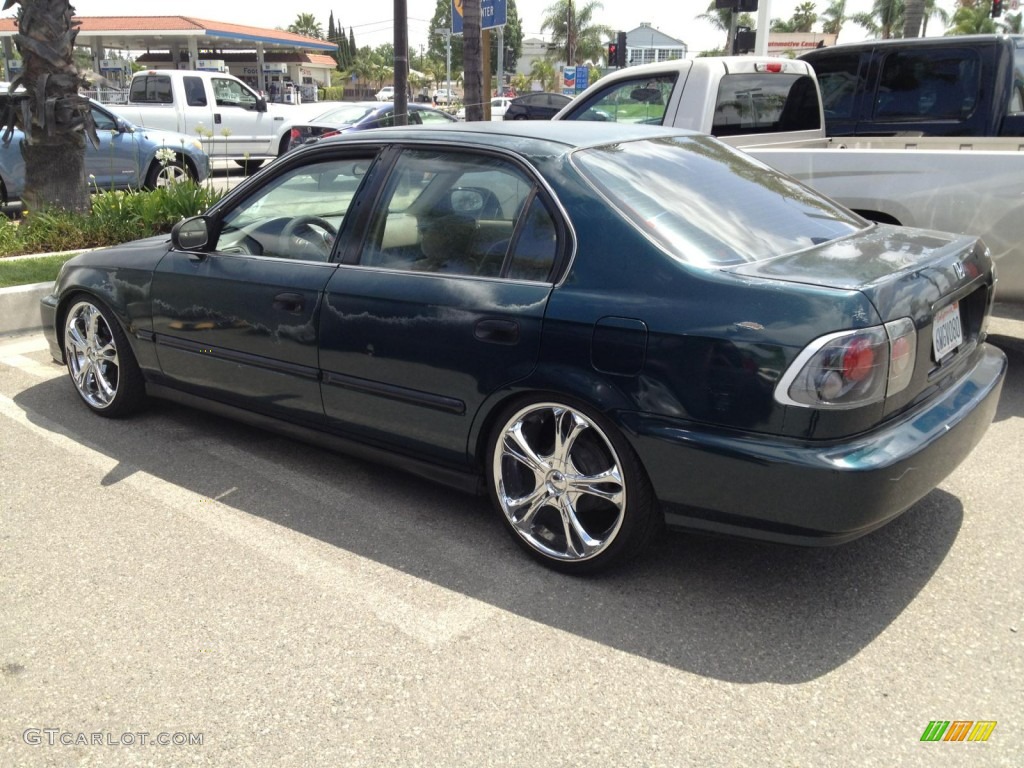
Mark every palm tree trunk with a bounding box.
[463,0,483,122]
[903,0,926,38]
[5,0,93,212]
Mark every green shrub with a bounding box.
[319,86,345,102]
[0,181,224,257]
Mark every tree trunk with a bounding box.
[903,0,926,38]
[4,0,93,212]
[463,0,483,122]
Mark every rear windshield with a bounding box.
[713,73,822,135]
[572,135,865,266]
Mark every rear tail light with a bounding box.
[319,129,341,140]
[289,128,301,144]
[776,318,917,409]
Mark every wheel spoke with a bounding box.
[505,484,549,525]
[92,364,116,403]
[95,340,118,365]
[66,323,88,353]
[552,407,587,466]
[556,495,602,558]
[73,358,93,388]
[502,422,549,477]
[567,465,624,506]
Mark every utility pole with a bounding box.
[394,0,408,124]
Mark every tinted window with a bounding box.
[813,53,863,119]
[874,49,979,121]
[129,75,173,104]
[713,73,821,136]
[361,149,556,280]
[183,76,207,107]
[1010,42,1024,115]
[574,135,864,266]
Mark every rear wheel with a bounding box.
[487,397,659,573]
[63,297,146,417]
[235,158,265,174]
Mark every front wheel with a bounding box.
[487,398,659,573]
[145,157,190,189]
[63,297,146,417]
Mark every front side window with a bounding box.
[574,135,864,266]
[360,149,559,280]
[713,73,821,136]
[565,74,677,125]
[215,155,378,261]
[212,77,258,109]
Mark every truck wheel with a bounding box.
[235,159,264,174]
[145,157,190,189]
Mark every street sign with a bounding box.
[452,0,507,35]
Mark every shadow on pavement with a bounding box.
[16,373,964,685]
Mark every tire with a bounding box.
[486,397,659,573]
[235,158,264,174]
[145,157,190,189]
[63,296,146,418]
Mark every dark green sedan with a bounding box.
[40,122,1007,573]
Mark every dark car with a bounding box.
[286,101,456,149]
[40,122,1006,573]
[503,92,572,120]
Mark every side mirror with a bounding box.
[255,96,267,113]
[172,216,210,251]
[115,118,134,134]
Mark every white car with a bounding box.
[432,88,454,105]
[375,86,395,102]
[456,97,512,121]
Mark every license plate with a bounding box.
[932,301,963,361]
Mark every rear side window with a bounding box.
[712,73,821,136]
[874,49,980,121]
[129,75,173,104]
[813,53,864,119]
[563,74,676,125]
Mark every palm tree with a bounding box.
[903,0,926,37]
[541,1,611,65]
[2,0,95,212]
[529,58,558,92]
[921,0,951,35]
[697,2,756,52]
[791,2,818,31]
[288,13,323,39]
[850,0,902,38]
[947,1,999,34]
[820,0,848,37]
[1001,12,1023,33]
[463,0,483,121]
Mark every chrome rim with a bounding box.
[493,403,626,562]
[64,301,120,409]
[154,164,187,187]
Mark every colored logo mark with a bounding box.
[920,720,997,742]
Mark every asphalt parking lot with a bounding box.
[1,308,1021,766]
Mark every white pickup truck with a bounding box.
[555,56,1024,302]
[110,70,324,170]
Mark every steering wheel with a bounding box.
[280,216,338,260]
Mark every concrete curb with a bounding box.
[0,280,52,337]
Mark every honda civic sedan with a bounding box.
[40,122,1006,573]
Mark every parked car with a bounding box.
[375,86,395,102]
[285,102,456,148]
[40,122,1006,573]
[503,92,572,120]
[456,97,513,121]
[433,88,455,105]
[0,96,210,204]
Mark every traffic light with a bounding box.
[992,0,1003,17]
[608,42,619,67]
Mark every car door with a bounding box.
[85,104,142,190]
[320,146,566,466]
[150,150,382,423]
[208,76,274,156]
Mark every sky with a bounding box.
[66,0,956,58]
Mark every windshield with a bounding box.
[573,135,866,266]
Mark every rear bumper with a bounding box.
[625,343,1007,545]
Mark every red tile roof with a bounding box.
[0,15,333,48]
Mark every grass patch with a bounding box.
[0,253,78,288]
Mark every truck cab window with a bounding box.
[713,74,821,136]
[183,77,207,107]
[212,78,257,109]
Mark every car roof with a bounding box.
[801,33,1024,57]
[314,120,700,158]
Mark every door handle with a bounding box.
[273,292,305,313]
[214,113,222,124]
[475,318,519,345]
